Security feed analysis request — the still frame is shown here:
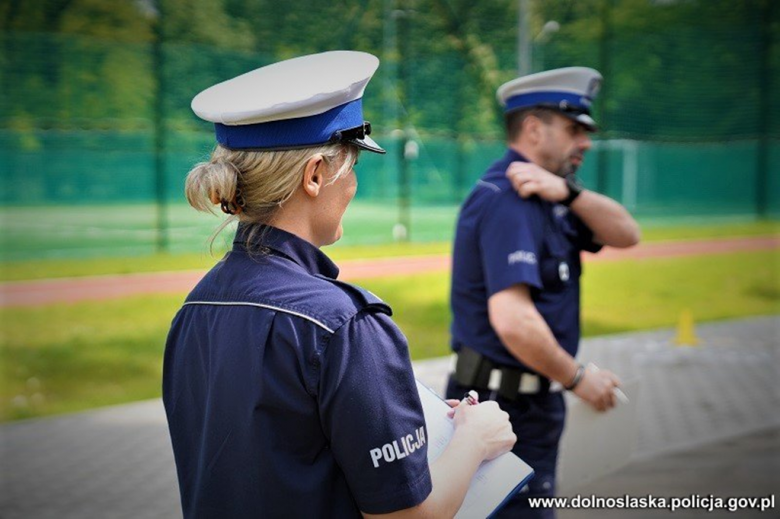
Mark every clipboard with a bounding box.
[557,377,640,491]
[415,380,535,518]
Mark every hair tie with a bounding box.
[220,199,237,215]
[234,187,246,209]
[216,161,246,215]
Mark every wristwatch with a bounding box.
[565,364,586,391]
[562,175,584,207]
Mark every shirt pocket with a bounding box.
[539,232,572,292]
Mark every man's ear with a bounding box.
[302,154,325,198]
[523,115,542,144]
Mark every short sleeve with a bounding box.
[569,212,603,253]
[479,191,545,297]
[318,311,432,514]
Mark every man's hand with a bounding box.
[507,161,641,248]
[506,161,568,202]
[572,368,621,412]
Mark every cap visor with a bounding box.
[566,112,597,132]
[351,134,386,154]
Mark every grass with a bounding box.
[1,294,182,421]
[1,249,777,422]
[360,250,780,349]
[638,218,778,242]
[0,242,453,283]
[0,219,777,282]
[580,252,780,335]
[0,201,458,264]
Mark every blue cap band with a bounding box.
[505,91,592,114]
[215,98,364,150]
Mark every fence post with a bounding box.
[454,54,467,203]
[382,0,397,204]
[153,0,168,253]
[596,0,613,195]
[517,0,531,75]
[756,0,772,218]
[396,4,412,241]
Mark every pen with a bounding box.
[463,390,479,406]
[586,362,629,404]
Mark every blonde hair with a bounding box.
[185,143,358,252]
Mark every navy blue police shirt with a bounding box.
[451,148,602,370]
[163,225,432,518]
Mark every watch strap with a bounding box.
[565,364,586,391]
[562,175,583,206]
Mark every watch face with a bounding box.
[567,176,583,193]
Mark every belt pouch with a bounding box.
[498,367,522,401]
[454,347,492,389]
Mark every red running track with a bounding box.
[1,236,777,308]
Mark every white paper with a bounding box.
[415,380,535,519]
[557,377,640,491]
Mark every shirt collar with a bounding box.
[233,224,340,279]
[483,147,530,182]
[503,147,530,164]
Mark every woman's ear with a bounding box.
[302,154,325,198]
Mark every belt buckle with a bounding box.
[488,369,501,391]
[519,374,540,394]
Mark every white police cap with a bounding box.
[496,67,602,131]
[191,51,385,153]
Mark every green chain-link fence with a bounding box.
[1,0,777,260]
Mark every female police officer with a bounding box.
[162,51,515,518]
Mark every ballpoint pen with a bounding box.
[463,390,479,406]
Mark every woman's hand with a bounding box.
[364,395,517,518]
[450,398,516,461]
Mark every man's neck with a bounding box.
[508,141,541,165]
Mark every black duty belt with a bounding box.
[454,345,556,401]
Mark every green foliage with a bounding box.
[1,0,778,258]
[2,0,775,137]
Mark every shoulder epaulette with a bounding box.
[314,275,392,316]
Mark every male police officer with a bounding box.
[446,67,640,517]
